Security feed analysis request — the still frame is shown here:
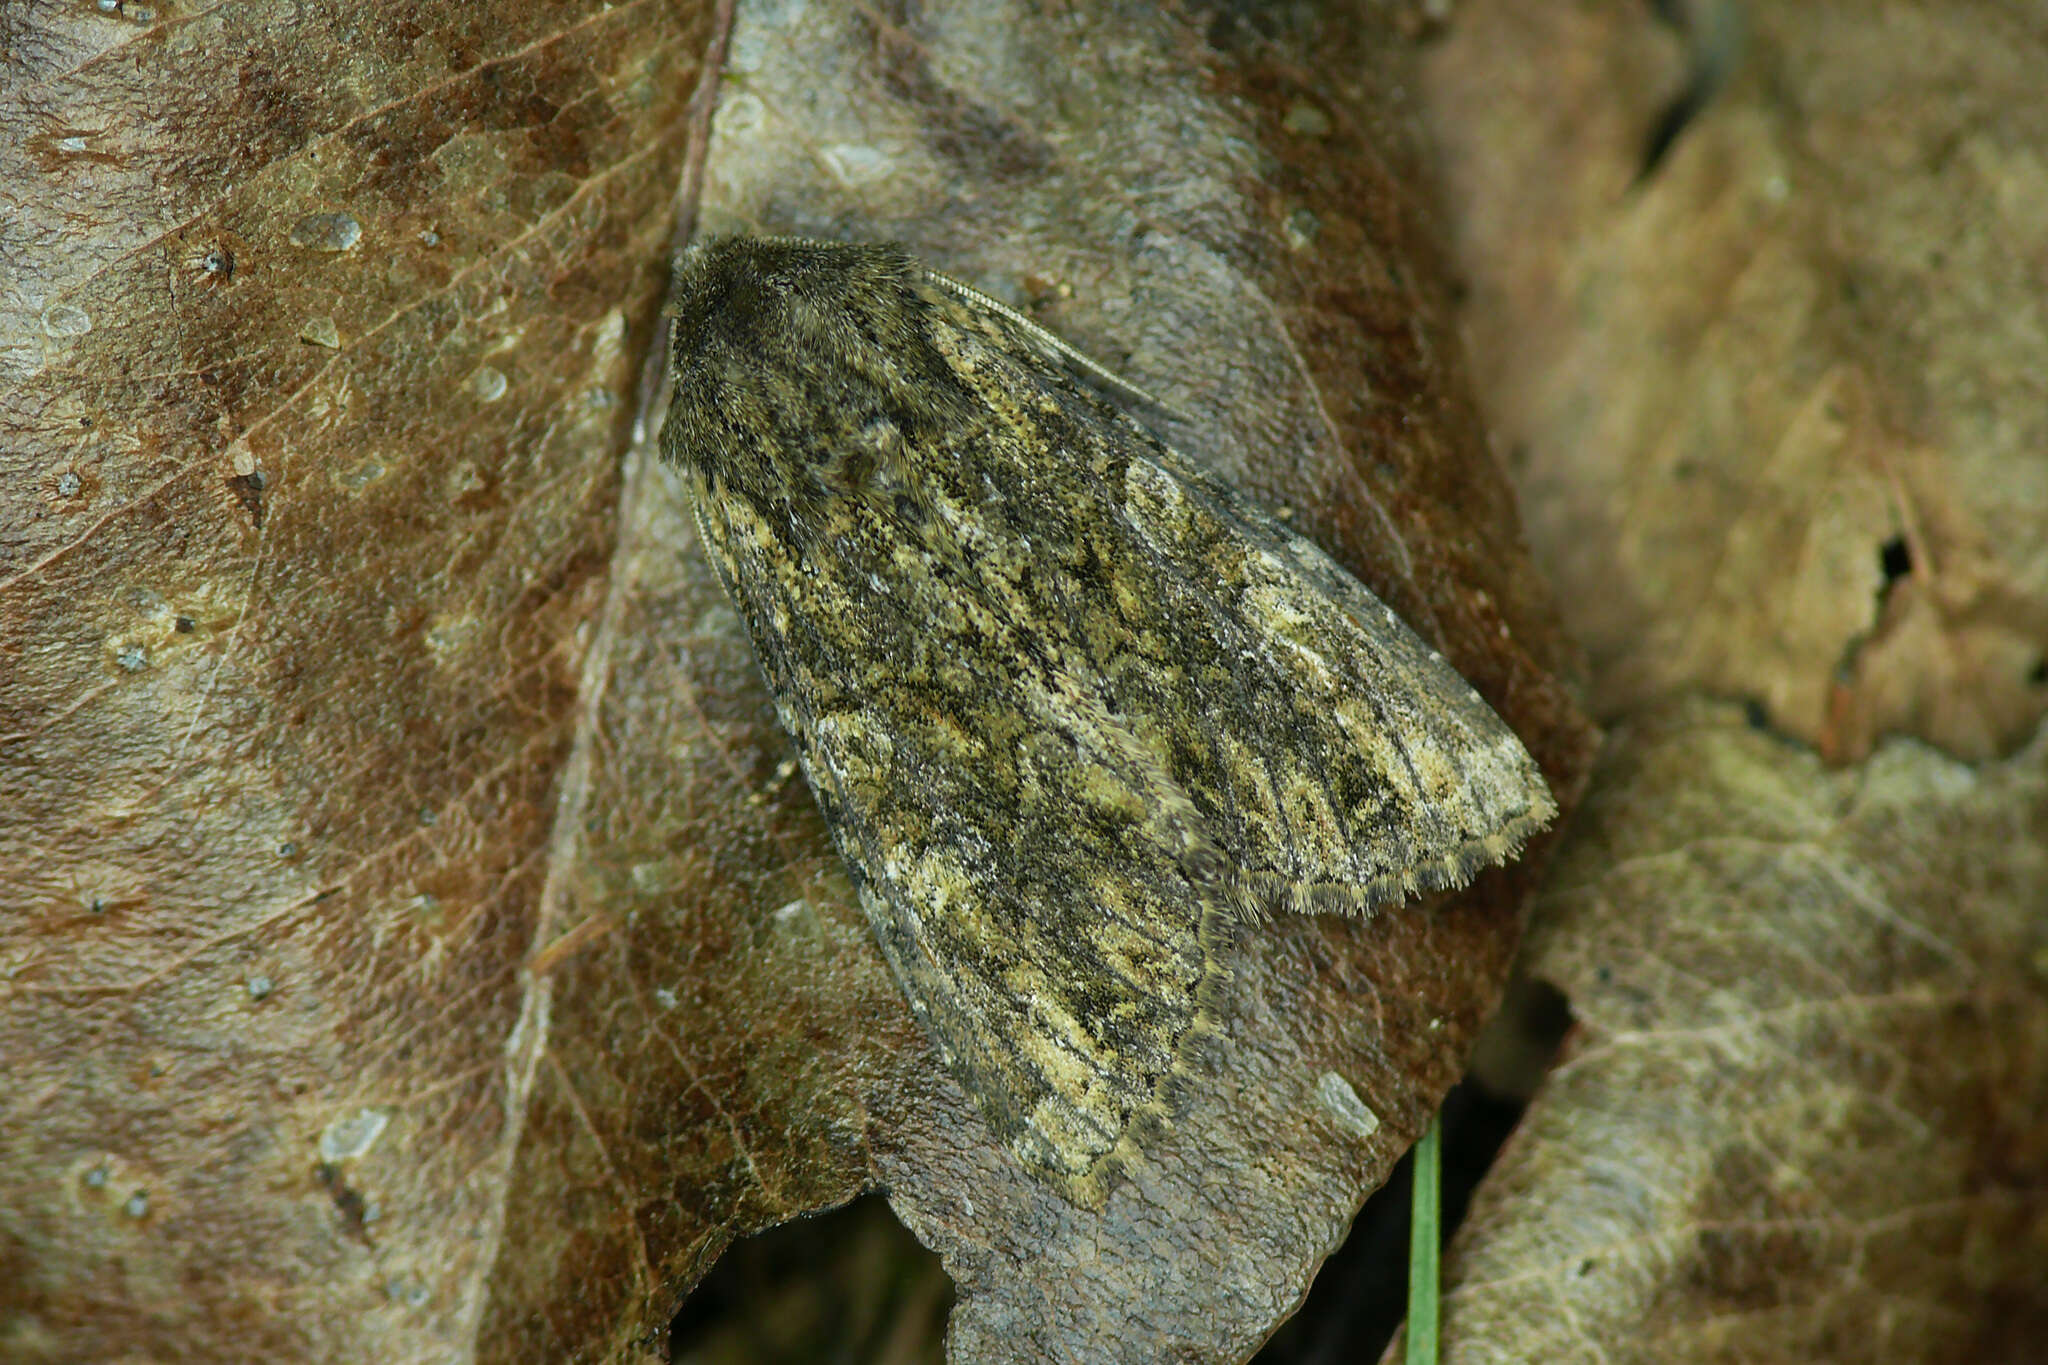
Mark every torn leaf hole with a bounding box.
[1879,535,1912,585]
[1636,0,1744,181]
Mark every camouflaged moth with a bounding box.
[662,236,1554,1205]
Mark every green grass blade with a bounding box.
[1405,1114,1442,1365]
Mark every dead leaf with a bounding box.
[1430,698,2048,1363]
[506,3,1589,1362]
[1398,5,2048,1355]
[1423,0,2048,762]
[0,1,706,1359]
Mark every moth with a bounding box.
[661,236,1555,1204]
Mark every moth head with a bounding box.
[662,236,975,516]
[668,236,937,386]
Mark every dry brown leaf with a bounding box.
[1431,699,2048,1362]
[1,1,705,1359]
[508,4,1589,1361]
[1,2,1589,1363]
[1404,4,2048,1359]
[1424,0,2048,762]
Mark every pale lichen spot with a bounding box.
[318,1108,390,1163]
[1315,1071,1381,1140]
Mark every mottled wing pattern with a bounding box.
[937,292,1558,914]
[687,454,1227,1196]
[662,238,1553,1201]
